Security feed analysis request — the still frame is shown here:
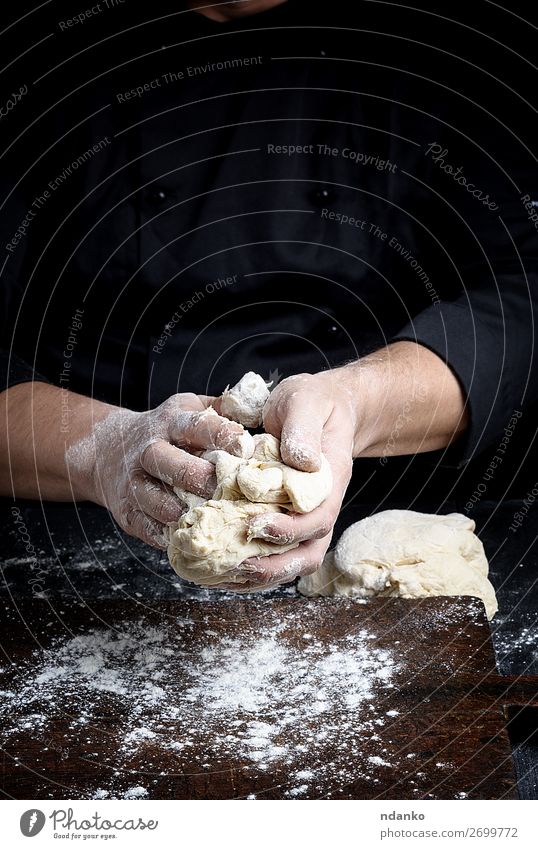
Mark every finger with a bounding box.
[120,506,168,550]
[141,439,216,497]
[234,535,331,590]
[169,409,254,458]
[248,505,336,545]
[248,459,347,544]
[275,396,326,472]
[131,472,185,524]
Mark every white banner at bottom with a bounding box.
[3,799,537,849]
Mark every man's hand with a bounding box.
[237,341,468,591]
[227,371,357,591]
[0,381,252,550]
[68,393,254,549]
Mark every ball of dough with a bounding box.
[167,433,332,588]
[220,372,271,428]
[201,433,332,512]
[298,510,498,619]
[167,499,297,587]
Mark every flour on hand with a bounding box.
[298,510,498,619]
[167,378,332,589]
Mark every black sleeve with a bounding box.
[391,95,538,467]
[392,265,537,467]
[0,350,50,394]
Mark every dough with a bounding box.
[298,510,498,619]
[220,371,271,428]
[167,433,332,587]
[208,433,332,513]
[167,499,295,587]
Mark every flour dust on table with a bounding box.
[0,603,400,800]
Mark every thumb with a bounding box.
[278,399,325,472]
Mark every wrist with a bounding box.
[328,358,387,457]
[330,341,468,460]
[62,394,120,503]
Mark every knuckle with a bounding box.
[280,529,297,545]
[158,393,193,424]
[160,393,183,412]
[281,373,311,390]
[315,519,333,539]
[263,518,295,544]
[280,374,312,402]
[192,412,215,443]
[128,509,164,548]
[180,392,200,408]
[170,462,193,489]
[155,496,182,523]
[140,440,159,469]
[188,409,204,426]
[147,495,168,521]
[278,518,297,538]
[120,503,138,532]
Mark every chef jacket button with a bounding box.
[148,187,168,203]
[309,186,336,205]
[326,323,340,335]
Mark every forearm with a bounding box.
[334,341,469,458]
[0,381,114,501]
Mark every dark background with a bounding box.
[0,0,537,799]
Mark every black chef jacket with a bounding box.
[1,0,537,476]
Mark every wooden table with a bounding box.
[1,595,536,800]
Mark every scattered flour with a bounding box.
[122,786,148,799]
[0,610,399,799]
[368,755,392,767]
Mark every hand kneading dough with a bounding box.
[220,372,271,428]
[167,433,332,587]
[298,510,498,619]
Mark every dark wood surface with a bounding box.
[1,594,534,800]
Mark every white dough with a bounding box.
[298,509,498,619]
[167,433,332,587]
[235,434,332,513]
[219,371,271,428]
[167,499,295,587]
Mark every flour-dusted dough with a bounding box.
[233,433,332,513]
[220,371,271,428]
[196,433,332,512]
[298,510,498,619]
[167,499,296,587]
[167,433,332,587]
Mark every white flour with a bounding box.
[0,611,398,798]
